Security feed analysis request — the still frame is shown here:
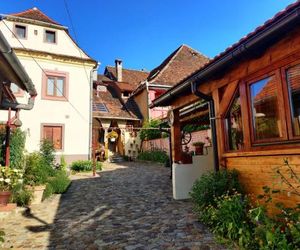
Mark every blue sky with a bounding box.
[0,0,296,73]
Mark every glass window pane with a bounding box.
[15,25,26,38]
[286,64,300,136]
[225,92,244,150]
[47,78,55,96]
[250,76,282,140]
[45,31,55,43]
[56,78,64,97]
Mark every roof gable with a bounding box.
[10,7,61,26]
[147,44,209,86]
[105,66,149,86]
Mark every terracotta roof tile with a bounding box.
[93,83,138,120]
[105,66,149,86]
[147,44,209,86]
[10,7,61,25]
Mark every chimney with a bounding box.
[115,59,122,82]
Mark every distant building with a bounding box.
[131,45,209,121]
[0,7,98,163]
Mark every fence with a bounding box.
[141,129,211,153]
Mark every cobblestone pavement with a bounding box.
[1,162,226,250]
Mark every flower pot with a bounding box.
[0,191,11,206]
[27,185,46,205]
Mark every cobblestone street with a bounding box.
[1,162,225,249]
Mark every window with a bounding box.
[225,91,244,150]
[286,64,300,136]
[15,25,26,39]
[46,76,64,97]
[42,70,68,101]
[42,125,63,150]
[45,30,56,43]
[249,75,283,141]
[93,103,109,112]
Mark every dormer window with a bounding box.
[45,30,56,43]
[15,25,26,39]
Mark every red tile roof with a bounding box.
[10,7,61,26]
[147,44,209,86]
[105,66,149,87]
[93,83,138,120]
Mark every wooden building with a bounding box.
[151,1,300,206]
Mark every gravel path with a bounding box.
[1,162,225,249]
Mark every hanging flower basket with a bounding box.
[106,131,119,142]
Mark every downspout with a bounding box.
[89,62,100,160]
[191,82,219,172]
[2,95,36,110]
[145,81,150,121]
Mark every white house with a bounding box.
[0,7,98,163]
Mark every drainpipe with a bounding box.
[2,95,36,110]
[191,82,219,172]
[89,63,100,160]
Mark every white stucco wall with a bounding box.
[0,19,95,163]
[172,147,214,200]
[0,20,89,59]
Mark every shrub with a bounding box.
[190,169,243,209]
[209,193,255,249]
[137,150,169,164]
[0,230,4,243]
[40,139,55,168]
[47,170,71,194]
[0,128,26,168]
[43,183,54,200]
[70,160,102,172]
[139,120,163,141]
[10,184,33,206]
[24,152,54,185]
[59,155,67,171]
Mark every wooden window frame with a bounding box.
[42,70,69,101]
[44,29,57,44]
[41,123,64,151]
[280,60,300,141]
[13,24,27,39]
[246,70,288,145]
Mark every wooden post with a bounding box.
[171,109,182,163]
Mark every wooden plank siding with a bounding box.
[169,27,300,206]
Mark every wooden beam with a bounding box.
[218,80,239,116]
[171,109,182,162]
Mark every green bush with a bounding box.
[190,169,242,209]
[43,183,54,200]
[0,230,4,243]
[139,120,164,141]
[24,152,55,185]
[70,160,102,172]
[40,139,55,168]
[10,184,33,207]
[0,128,26,168]
[47,171,71,194]
[207,193,255,249]
[137,150,169,164]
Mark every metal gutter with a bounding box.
[0,30,37,97]
[151,6,300,108]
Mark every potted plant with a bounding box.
[192,141,205,155]
[106,131,119,142]
[0,167,23,206]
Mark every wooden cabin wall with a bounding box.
[170,27,300,206]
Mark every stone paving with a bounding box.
[0,162,226,250]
